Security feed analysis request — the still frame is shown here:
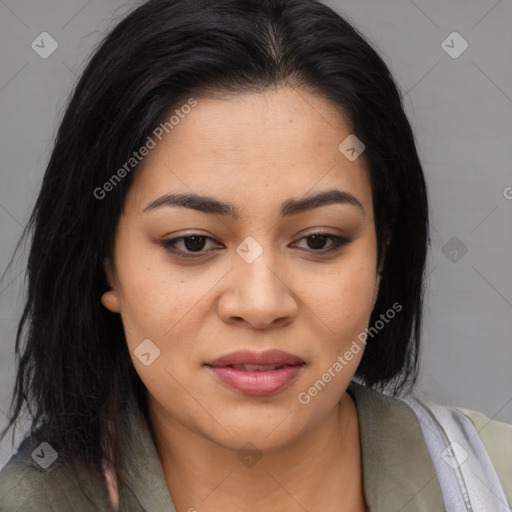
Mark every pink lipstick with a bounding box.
[205,349,305,396]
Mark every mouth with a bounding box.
[205,348,305,368]
[207,363,304,371]
[204,349,306,396]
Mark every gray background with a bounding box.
[1,0,511,469]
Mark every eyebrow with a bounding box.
[142,189,364,219]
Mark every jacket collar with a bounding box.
[118,397,177,510]
[118,381,445,511]
[347,381,445,511]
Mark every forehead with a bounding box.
[125,87,372,218]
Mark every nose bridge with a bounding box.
[219,235,297,328]
[236,237,287,303]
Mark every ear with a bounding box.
[372,272,381,309]
[101,257,121,313]
[372,233,390,308]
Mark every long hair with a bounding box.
[1,0,429,489]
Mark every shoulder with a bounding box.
[0,433,113,511]
[348,382,512,508]
[455,406,512,507]
[0,435,59,511]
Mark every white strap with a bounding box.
[405,397,511,511]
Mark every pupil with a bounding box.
[308,234,327,249]
[184,236,206,252]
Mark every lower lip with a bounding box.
[206,364,304,396]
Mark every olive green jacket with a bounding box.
[1,381,511,511]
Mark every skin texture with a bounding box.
[101,87,381,512]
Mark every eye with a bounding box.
[293,232,352,253]
[161,235,220,257]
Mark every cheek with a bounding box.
[300,258,377,338]
[111,236,180,340]
[294,265,376,403]
[114,242,222,353]
[117,272,190,346]
[331,271,376,329]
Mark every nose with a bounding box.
[217,249,298,330]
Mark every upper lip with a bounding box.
[205,349,305,367]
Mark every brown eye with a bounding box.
[161,235,218,257]
[182,235,208,252]
[306,234,330,250]
[295,232,352,253]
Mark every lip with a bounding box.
[204,349,305,396]
[206,364,304,396]
[205,349,304,367]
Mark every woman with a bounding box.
[0,0,510,510]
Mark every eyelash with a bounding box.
[160,232,352,259]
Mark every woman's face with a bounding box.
[102,87,380,452]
